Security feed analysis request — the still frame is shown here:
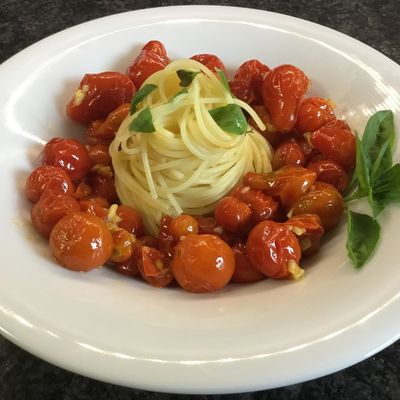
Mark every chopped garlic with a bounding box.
[288,260,304,281]
[73,84,89,106]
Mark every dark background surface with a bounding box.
[1,0,400,399]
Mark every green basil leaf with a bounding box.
[361,110,395,163]
[354,136,371,197]
[169,88,188,102]
[215,68,231,92]
[370,141,392,183]
[209,104,248,135]
[129,107,155,133]
[346,211,380,269]
[130,84,157,114]
[372,163,400,198]
[369,189,387,218]
[177,69,200,87]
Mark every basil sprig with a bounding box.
[177,69,200,87]
[129,107,155,133]
[346,110,399,268]
[209,104,248,135]
[215,68,230,92]
[130,84,157,114]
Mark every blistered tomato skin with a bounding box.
[113,239,142,277]
[307,159,348,192]
[246,221,303,280]
[67,72,135,124]
[231,241,266,283]
[79,198,108,219]
[169,215,199,242]
[230,59,270,105]
[42,138,91,181]
[272,140,306,170]
[262,64,309,133]
[25,165,74,203]
[172,234,235,293]
[87,144,112,166]
[138,246,173,288]
[295,97,335,134]
[190,54,227,74]
[249,105,283,148]
[215,196,251,234]
[116,205,144,237]
[50,212,113,271]
[87,173,119,204]
[110,229,135,263]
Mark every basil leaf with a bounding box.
[130,84,157,114]
[372,163,400,200]
[169,88,188,102]
[369,189,387,217]
[216,68,231,92]
[361,110,395,163]
[346,211,380,269]
[129,107,155,133]
[177,69,200,87]
[354,136,371,197]
[370,141,392,183]
[209,104,248,135]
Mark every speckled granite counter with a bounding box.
[1,1,400,399]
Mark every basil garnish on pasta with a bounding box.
[177,69,200,87]
[130,84,157,114]
[209,104,248,135]
[129,107,155,133]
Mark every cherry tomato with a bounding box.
[310,124,356,171]
[138,246,173,288]
[127,40,169,89]
[231,241,266,283]
[113,239,142,277]
[31,191,80,237]
[79,198,108,219]
[109,228,134,263]
[41,138,91,181]
[67,72,135,124]
[215,196,251,234]
[139,235,159,248]
[272,139,306,170]
[193,215,217,234]
[158,215,174,259]
[73,181,92,200]
[50,211,113,271]
[290,134,314,160]
[87,172,119,204]
[190,54,226,74]
[291,182,344,231]
[85,103,130,146]
[116,205,144,237]
[295,97,335,134]
[307,159,348,192]
[244,166,317,211]
[87,144,112,166]
[25,165,74,203]
[284,214,324,256]
[246,220,303,280]
[249,105,283,148]
[262,64,309,133]
[172,234,235,293]
[230,59,270,105]
[230,185,280,223]
[169,215,199,242]
[324,119,350,130]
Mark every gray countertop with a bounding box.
[1,1,400,399]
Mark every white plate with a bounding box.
[1,5,400,394]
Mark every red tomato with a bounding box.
[138,246,173,288]
[324,119,350,130]
[169,215,199,242]
[85,103,130,146]
[172,234,235,293]
[158,215,174,259]
[79,198,108,219]
[139,235,159,248]
[215,196,251,234]
[73,181,92,200]
[231,241,266,283]
[67,72,135,124]
[249,105,283,148]
[25,165,74,203]
[272,139,306,170]
[116,205,144,237]
[87,172,119,204]
[284,214,324,257]
[262,64,309,133]
[87,144,112,166]
[113,239,142,277]
[31,191,80,237]
[127,40,169,89]
[109,228,135,263]
[193,215,217,234]
[307,159,348,192]
[42,138,91,181]
[230,59,270,105]
[310,125,356,171]
[295,97,335,133]
[246,221,303,280]
[50,211,113,271]
[190,54,226,74]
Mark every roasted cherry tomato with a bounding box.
[295,97,335,134]
[127,40,169,89]
[290,134,314,160]
[310,124,356,171]
[87,144,112,166]
[215,196,251,234]
[307,159,348,192]
[50,211,113,271]
[67,72,135,124]
[42,138,91,181]
[85,103,130,145]
[324,119,350,130]
[230,185,280,223]
[246,220,303,280]
[158,215,174,259]
[172,234,235,293]
[25,165,74,203]
[230,59,270,105]
[272,139,306,170]
[87,172,119,204]
[109,228,135,263]
[116,205,144,237]
[73,181,92,200]
[31,191,80,237]
[79,198,108,219]
[138,246,173,288]
[190,54,226,74]
[231,241,266,283]
[139,235,159,248]
[193,215,217,234]
[169,215,199,242]
[291,182,344,231]
[284,214,324,256]
[244,166,317,211]
[113,239,142,277]
[262,64,309,133]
